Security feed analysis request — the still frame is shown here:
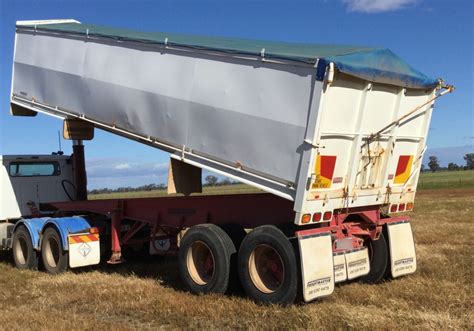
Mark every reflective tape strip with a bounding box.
[394,155,413,184]
[312,154,337,189]
[68,233,99,244]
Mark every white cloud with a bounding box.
[115,163,131,170]
[343,0,419,13]
[86,157,169,188]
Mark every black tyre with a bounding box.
[179,224,236,294]
[12,226,39,270]
[360,231,389,284]
[238,225,298,305]
[218,223,247,249]
[218,223,248,291]
[41,227,68,274]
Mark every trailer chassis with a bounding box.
[36,193,416,305]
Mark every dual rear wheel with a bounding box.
[179,223,392,305]
[12,226,68,273]
[179,224,298,305]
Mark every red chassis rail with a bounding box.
[41,193,407,263]
[41,193,295,262]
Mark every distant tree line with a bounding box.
[88,176,239,194]
[422,153,474,173]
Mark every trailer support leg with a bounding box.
[108,202,124,264]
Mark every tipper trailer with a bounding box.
[1,19,453,304]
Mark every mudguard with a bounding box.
[386,221,417,277]
[333,252,347,283]
[345,247,370,280]
[68,231,100,268]
[298,232,334,302]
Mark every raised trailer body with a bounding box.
[4,20,452,305]
[10,21,442,221]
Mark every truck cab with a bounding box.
[0,154,75,221]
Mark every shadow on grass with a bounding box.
[74,253,248,298]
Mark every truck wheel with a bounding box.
[41,227,68,274]
[12,226,39,270]
[360,231,388,284]
[238,225,298,305]
[179,224,236,294]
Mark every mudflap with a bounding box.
[333,252,347,283]
[298,232,334,302]
[68,233,101,268]
[345,247,370,280]
[386,221,417,277]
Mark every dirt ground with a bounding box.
[0,188,472,330]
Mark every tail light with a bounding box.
[390,204,398,213]
[301,214,311,224]
[89,227,99,234]
[323,211,332,221]
[406,202,414,211]
[398,203,406,212]
[312,212,322,222]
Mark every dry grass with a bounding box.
[1,188,473,330]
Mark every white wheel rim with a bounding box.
[44,235,60,268]
[14,235,28,265]
[186,241,215,286]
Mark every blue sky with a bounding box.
[0,0,472,188]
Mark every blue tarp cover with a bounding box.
[17,22,438,89]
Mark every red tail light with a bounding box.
[323,211,332,221]
[390,204,398,213]
[398,203,406,212]
[312,212,322,222]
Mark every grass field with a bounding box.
[418,169,474,190]
[0,179,472,329]
[88,183,262,200]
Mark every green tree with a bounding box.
[447,163,459,171]
[205,175,218,186]
[464,153,474,170]
[428,156,440,173]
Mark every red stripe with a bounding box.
[87,234,99,242]
[70,236,82,243]
[320,156,337,180]
[395,155,411,177]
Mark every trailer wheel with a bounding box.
[12,226,39,270]
[360,231,388,284]
[179,224,236,294]
[238,225,297,305]
[41,227,68,274]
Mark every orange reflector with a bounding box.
[390,204,398,213]
[323,211,332,221]
[89,227,99,234]
[301,214,311,224]
[406,202,414,211]
[398,203,406,212]
[312,212,322,222]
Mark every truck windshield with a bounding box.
[9,161,60,177]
